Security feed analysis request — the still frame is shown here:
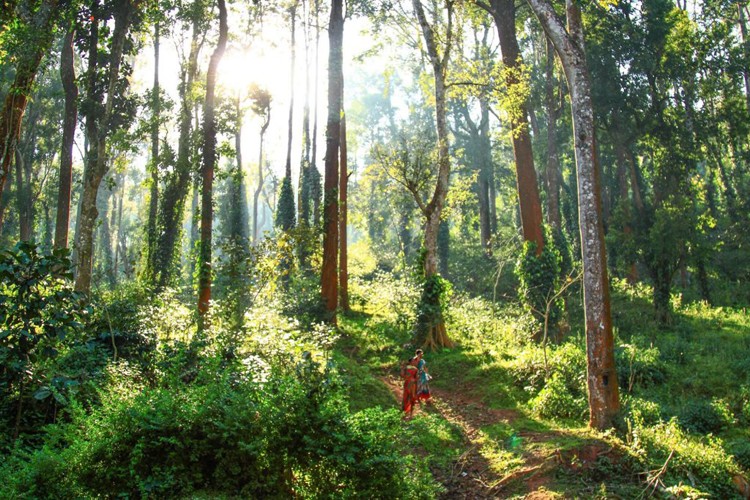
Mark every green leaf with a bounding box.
[34,387,52,400]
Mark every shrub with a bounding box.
[678,399,734,434]
[730,440,750,471]
[529,374,587,421]
[1,353,439,498]
[622,396,663,426]
[0,243,90,444]
[629,419,742,497]
[515,237,562,329]
[615,343,667,392]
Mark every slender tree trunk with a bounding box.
[476,99,493,252]
[233,94,249,241]
[526,0,620,429]
[254,116,270,244]
[114,172,125,281]
[15,149,32,241]
[484,0,545,254]
[739,3,750,111]
[96,175,115,285]
[545,38,561,231]
[0,0,59,232]
[285,2,297,181]
[413,0,454,349]
[311,0,322,226]
[188,181,200,283]
[75,2,134,293]
[146,22,160,281]
[197,0,228,320]
[299,0,312,225]
[155,19,202,288]
[339,106,349,312]
[321,0,343,317]
[55,29,77,250]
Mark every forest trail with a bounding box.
[380,374,566,499]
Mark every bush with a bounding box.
[0,243,91,445]
[515,237,562,329]
[622,396,663,426]
[0,353,439,499]
[678,399,734,434]
[629,419,742,497]
[529,374,587,421]
[508,342,586,396]
[615,343,667,392]
[730,440,750,471]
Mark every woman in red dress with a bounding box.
[401,358,419,418]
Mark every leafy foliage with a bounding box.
[0,243,91,443]
[515,236,563,329]
[275,175,296,231]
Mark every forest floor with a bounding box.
[379,372,626,499]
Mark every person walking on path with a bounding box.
[414,349,432,404]
[401,356,419,419]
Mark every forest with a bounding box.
[1,0,750,497]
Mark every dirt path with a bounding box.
[381,375,560,499]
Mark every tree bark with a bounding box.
[113,172,125,281]
[285,1,297,181]
[339,106,349,312]
[412,0,454,350]
[321,0,343,317]
[738,3,750,112]
[15,148,32,241]
[146,22,160,281]
[55,28,78,250]
[232,94,249,242]
[253,111,270,244]
[482,0,545,254]
[311,0,322,226]
[197,0,228,320]
[75,2,134,293]
[545,38,562,231]
[0,0,60,232]
[526,0,620,429]
[155,18,202,288]
[299,0,312,225]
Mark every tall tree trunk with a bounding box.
[545,38,562,231]
[311,0,322,227]
[114,172,125,281]
[286,2,297,181]
[253,114,270,244]
[197,0,228,320]
[413,0,454,350]
[738,3,750,112]
[188,181,200,284]
[276,2,298,232]
[55,28,77,250]
[155,19,202,288]
[232,94,249,242]
[479,99,493,251]
[75,2,134,293]
[299,0,312,225]
[0,0,59,232]
[321,0,343,317]
[146,22,160,282]
[526,0,620,429]
[15,149,32,241]
[96,175,115,285]
[339,106,349,312]
[482,0,545,254]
